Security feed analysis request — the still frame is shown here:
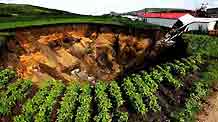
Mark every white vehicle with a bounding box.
[162,15,218,46]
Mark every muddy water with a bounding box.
[1,24,163,85]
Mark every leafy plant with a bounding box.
[122,77,146,114]
[75,84,92,122]
[94,81,112,122]
[57,84,80,122]
[183,34,218,58]
[34,80,65,122]
[0,79,32,115]
[171,80,208,122]
[112,112,128,122]
[0,68,16,88]
[108,81,124,109]
[156,65,183,88]
[14,85,51,121]
[14,80,63,122]
[130,74,160,112]
[164,62,186,77]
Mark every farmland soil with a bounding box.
[197,86,218,122]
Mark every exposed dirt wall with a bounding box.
[1,23,164,85]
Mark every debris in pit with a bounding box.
[71,68,96,84]
[5,26,161,85]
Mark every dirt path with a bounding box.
[197,89,218,122]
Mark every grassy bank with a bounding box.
[0,16,160,30]
[0,3,160,30]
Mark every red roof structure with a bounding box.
[143,12,187,19]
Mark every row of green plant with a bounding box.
[0,68,16,88]
[122,76,146,114]
[161,55,203,86]
[170,60,218,122]
[12,80,126,122]
[183,34,218,58]
[34,81,65,122]
[74,84,92,122]
[108,81,124,109]
[119,55,203,115]
[57,81,127,122]
[0,79,32,115]
[108,81,128,122]
[94,81,112,122]
[130,72,160,112]
[14,80,64,122]
[57,84,80,122]
[168,34,218,121]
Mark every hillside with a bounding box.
[0,3,161,30]
[0,3,77,17]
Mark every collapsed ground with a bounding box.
[0,24,218,122]
[0,24,165,86]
